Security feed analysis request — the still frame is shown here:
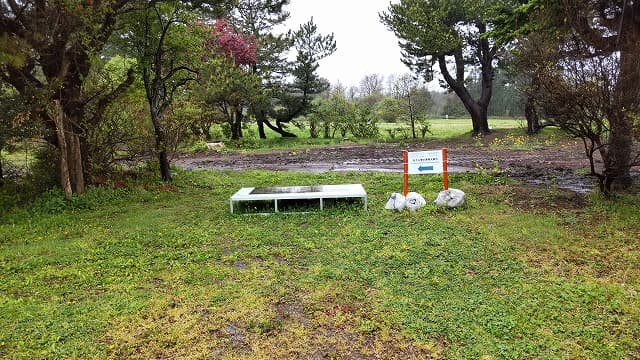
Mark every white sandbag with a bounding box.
[405,192,427,211]
[384,192,406,211]
[434,188,466,208]
[206,142,225,150]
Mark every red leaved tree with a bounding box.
[199,20,259,140]
[211,19,257,66]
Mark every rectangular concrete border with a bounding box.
[230,184,367,214]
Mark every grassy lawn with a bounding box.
[1,148,36,170]
[193,118,526,153]
[425,118,523,139]
[1,170,638,358]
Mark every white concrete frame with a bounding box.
[230,184,367,214]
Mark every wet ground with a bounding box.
[176,138,607,193]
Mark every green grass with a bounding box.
[1,170,638,359]
[1,148,35,169]
[379,117,524,137]
[188,118,527,154]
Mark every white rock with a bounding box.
[384,192,406,211]
[405,192,427,211]
[434,188,466,208]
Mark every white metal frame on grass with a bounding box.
[229,184,367,214]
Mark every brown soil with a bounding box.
[176,136,604,193]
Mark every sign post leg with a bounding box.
[403,150,409,196]
[442,148,449,190]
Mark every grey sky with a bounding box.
[284,0,408,89]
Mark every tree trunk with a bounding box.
[69,131,85,194]
[49,100,87,196]
[230,119,240,140]
[230,108,243,140]
[408,96,416,139]
[52,101,73,197]
[475,23,493,136]
[0,137,4,184]
[309,118,318,138]
[251,64,267,140]
[236,108,244,139]
[0,152,4,185]
[150,106,172,182]
[524,96,540,135]
[158,149,171,182]
[262,118,297,137]
[604,34,639,191]
[605,113,633,191]
[438,54,492,136]
[256,112,267,139]
[466,102,490,136]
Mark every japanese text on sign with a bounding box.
[407,150,443,174]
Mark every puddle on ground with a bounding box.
[524,178,594,193]
[505,168,596,194]
[179,157,608,194]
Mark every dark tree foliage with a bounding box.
[381,0,514,135]
[227,0,293,138]
[267,18,336,137]
[0,0,136,196]
[116,1,231,181]
[502,0,640,193]
[200,19,260,141]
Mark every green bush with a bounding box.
[348,105,379,138]
[418,118,432,138]
[0,182,22,214]
[220,123,232,139]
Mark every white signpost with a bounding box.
[407,150,444,174]
[403,148,449,195]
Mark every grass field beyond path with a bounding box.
[1,170,639,359]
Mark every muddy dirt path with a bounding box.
[176,138,604,193]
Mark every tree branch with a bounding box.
[162,66,198,83]
[87,67,136,126]
[570,10,618,52]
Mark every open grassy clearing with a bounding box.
[0,147,37,170]
[1,170,638,359]
[184,118,526,153]
[379,118,525,140]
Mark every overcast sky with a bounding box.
[284,0,408,89]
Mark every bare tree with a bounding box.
[346,86,358,101]
[391,74,431,138]
[359,74,385,97]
